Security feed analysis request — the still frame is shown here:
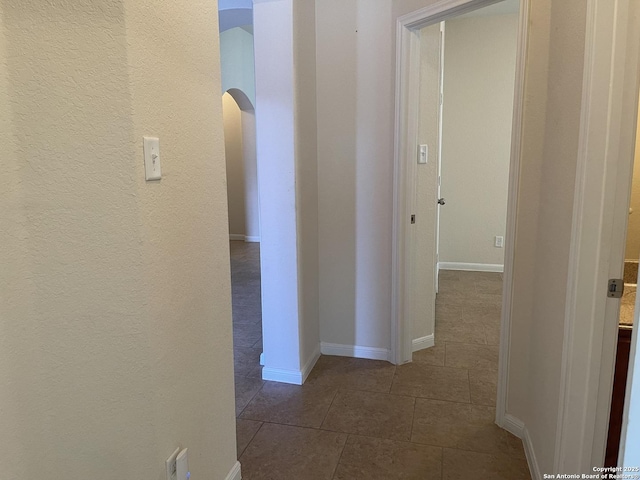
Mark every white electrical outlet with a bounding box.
[166,447,180,480]
[495,236,504,248]
[177,448,190,480]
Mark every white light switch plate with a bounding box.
[418,144,428,164]
[144,136,161,180]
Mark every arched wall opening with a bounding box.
[222,88,260,242]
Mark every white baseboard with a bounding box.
[501,414,539,480]
[225,461,242,480]
[261,366,304,385]
[301,343,321,383]
[320,342,391,362]
[501,413,524,437]
[229,234,261,243]
[521,423,541,480]
[259,345,319,385]
[439,262,504,273]
[412,334,434,352]
[260,345,319,385]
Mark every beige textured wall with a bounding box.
[220,27,256,107]
[317,0,394,349]
[223,92,247,236]
[507,0,587,471]
[439,14,518,266]
[0,1,237,479]
[294,0,321,363]
[625,98,640,261]
[316,0,358,346]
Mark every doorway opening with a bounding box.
[223,90,260,245]
[412,2,519,358]
[222,89,264,389]
[392,0,528,431]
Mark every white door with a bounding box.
[435,22,445,294]
[412,22,444,351]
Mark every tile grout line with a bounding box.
[409,396,417,443]
[238,420,266,461]
[236,379,266,418]
[319,388,340,430]
[330,434,350,480]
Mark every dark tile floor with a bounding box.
[230,241,531,479]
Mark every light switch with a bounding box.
[144,136,161,180]
[418,144,428,164]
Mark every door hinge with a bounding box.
[411,214,416,224]
[608,278,624,298]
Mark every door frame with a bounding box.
[390,0,529,428]
[392,0,640,472]
[435,21,445,295]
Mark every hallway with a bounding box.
[231,242,531,479]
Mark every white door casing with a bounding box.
[435,21,445,295]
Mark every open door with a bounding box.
[411,22,444,352]
[435,22,445,295]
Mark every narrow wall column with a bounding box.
[253,0,310,383]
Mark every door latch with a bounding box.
[608,279,624,298]
[411,214,416,224]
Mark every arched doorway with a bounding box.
[223,88,260,243]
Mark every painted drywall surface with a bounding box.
[316,0,358,348]
[223,92,247,236]
[294,0,321,366]
[625,96,640,261]
[439,14,517,266]
[507,0,587,472]
[0,3,27,479]
[253,0,303,375]
[414,23,441,341]
[0,1,237,478]
[241,108,261,240]
[125,0,238,474]
[317,0,394,350]
[220,27,256,107]
[352,1,396,352]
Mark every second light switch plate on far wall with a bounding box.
[144,136,161,180]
